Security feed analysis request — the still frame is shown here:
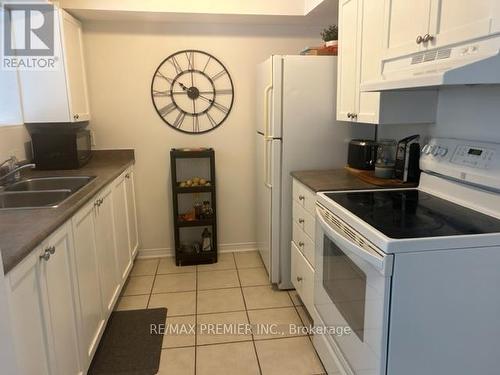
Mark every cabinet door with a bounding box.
[112,172,132,281]
[95,186,120,314]
[72,200,104,367]
[7,251,51,375]
[39,224,81,375]
[383,0,432,59]
[125,168,139,258]
[61,10,90,122]
[357,0,383,124]
[428,0,497,49]
[337,0,359,122]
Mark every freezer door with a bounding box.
[256,55,283,138]
[256,57,273,135]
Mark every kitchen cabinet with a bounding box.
[94,184,120,315]
[337,0,438,124]
[112,171,133,281]
[383,0,500,60]
[337,0,359,121]
[125,167,139,258]
[72,199,105,368]
[15,6,90,123]
[7,223,81,375]
[291,179,316,316]
[5,164,138,375]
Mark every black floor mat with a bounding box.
[88,308,167,375]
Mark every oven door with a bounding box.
[314,204,393,375]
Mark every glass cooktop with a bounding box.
[326,189,500,239]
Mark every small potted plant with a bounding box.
[321,25,338,47]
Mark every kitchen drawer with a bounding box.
[291,241,314,314]
[292,222,315,269]
[292,179,316,216]
[293,200,315,241]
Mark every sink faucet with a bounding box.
[0,157,36,186]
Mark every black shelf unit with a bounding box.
[170,148,217,266]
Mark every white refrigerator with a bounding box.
[256,55,372,289]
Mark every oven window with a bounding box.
[323,235,367,340]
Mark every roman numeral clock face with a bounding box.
[151,50,234,134]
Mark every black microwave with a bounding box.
[29,126,92,170]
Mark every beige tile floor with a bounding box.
[116,251,326,375]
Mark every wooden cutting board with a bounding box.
[345,166,418,188]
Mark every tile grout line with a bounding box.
[234,252,264,375]
[288,292,328,375]
[146,259,161,308]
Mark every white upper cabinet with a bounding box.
[16,7,90,123]
[383,0,432,59]
[337,0,438,124]
[337,0,359,121]
[382,0,500,60]
[428,0,497,49]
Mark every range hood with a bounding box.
[361,38,500,92]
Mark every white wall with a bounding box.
[432,86,500,143]
[82,21,321,254]
[0,127,29,162]
[377,86,500,145]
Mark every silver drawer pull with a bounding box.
[298,218,305,224]
[296,276,303,282]
[298,195,305,201]
[48,246,55,255]
[40,251,50,261]
[298,241,304,247]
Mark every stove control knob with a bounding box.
[432,146,440,156]
[438,147,448,157]
[422,144,431,154]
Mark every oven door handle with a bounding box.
[316,207,393,276]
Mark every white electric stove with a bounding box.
[313,138,500,375]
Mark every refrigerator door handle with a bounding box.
[264,84,273,188]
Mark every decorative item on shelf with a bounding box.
[194,202,203,219]
[151,50,234,134]
[178,177,211,188]
[319,25,339,55]
[201,228,212,252]
[201,200,214,219]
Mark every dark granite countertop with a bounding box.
[291,169,388,192]
[0,150,135,274]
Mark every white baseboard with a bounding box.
[136,242,258,259]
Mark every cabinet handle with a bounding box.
[125,173,130,179]
[352,113,357,119]
[73,114,80,120]
[298,195,305,201]
[422,34,434,43]
[416,35,423,44]
[298,241,304,247]
[298,218,305,224]
[47,246,55,255]
[347,112,352,118]
[296,276,303,282]
[40,251,51,261]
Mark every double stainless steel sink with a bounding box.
[0,176,96,210]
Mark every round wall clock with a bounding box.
[151,50,234,134]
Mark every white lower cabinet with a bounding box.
[125,169,139,258]
[291,178,317,317]
[112,171,133,282]
[6,164,138,375]
[94,184,120,315]
[7,223,82,375]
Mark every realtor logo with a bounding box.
[2,3,56,70]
